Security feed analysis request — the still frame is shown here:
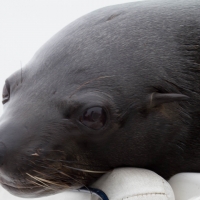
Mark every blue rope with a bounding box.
[80,186,109,200]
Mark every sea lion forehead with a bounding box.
[11,0,200,98]
[25,3,144,74]
[26,0,200,77]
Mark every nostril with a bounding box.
[0,142,6,167]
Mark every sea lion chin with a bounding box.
[0,0,200,198]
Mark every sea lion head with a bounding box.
[0,1,198,198]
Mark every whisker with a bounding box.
[36,149,66,154]
[34,165,91,193]
[62,165,109,174]
[69,75,115,98]
[33,170,58,177]
[56,170,92,195]
[40,158,75,164]
[28,180,49,189]
[35,159,108,173]
[23,156,107,196]
[45,158,108,168]
[27,173,68,188]
[26,173,51,188]
[25,164,94,196]
[32,158,109,173]
[20,61,23,83]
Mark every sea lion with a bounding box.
[0,0,200,198]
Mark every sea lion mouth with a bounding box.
[1,175,75,197]
[1,182,59,198]
[0,142,110,197]
[2,182,40,190]
[0,156,110,197]
[1,181,43,197]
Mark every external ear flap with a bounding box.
[149,92,189,108]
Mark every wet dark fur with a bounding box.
[0,0,200,198]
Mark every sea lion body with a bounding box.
[0,0,200,197]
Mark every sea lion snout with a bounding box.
[0,99,111,197]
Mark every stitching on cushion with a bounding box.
[123,193,166,199]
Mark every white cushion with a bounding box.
[169,173,200,200]
[91,168,175,200]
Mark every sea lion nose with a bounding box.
[0,142,6,166]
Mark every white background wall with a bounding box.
[0,0,143,199]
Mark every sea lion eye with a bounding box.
[2,82,10,104]
[79,107,106,130]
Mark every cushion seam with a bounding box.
[123,192,166,199]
